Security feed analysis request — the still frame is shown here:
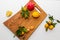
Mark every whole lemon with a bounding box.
[32,11,40,18]
[49,25,54,30]
[45,23,49,28]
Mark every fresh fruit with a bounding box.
[32,11,40,18]
[22,32,24,35]
[48,20,52,25]
[23,7,27,11]
[45,23,49,28]
[27,28,30,32]
[49,25,54,30]
[16,26,28,37]
[44,14,60,32]
[30,26,34,30]
[27,2,34,11]
[6,10,12,17]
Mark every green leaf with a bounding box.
[46,28,48,32]
[25,14,28,19]
[21,7,25,12]
[16,29,22,36]
[21,11,25,17]
[13,35,15,38]
[22,28,28,32]
[57,20,60,23]
[52,23,57,27]
[25,10,29,19]
[49,16,54,21]
[46,21,48,24]
[21,7,29,19]
[16,26,27,37]
[26,10,29,16]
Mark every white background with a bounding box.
[0,0,60,40]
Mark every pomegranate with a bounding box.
[27,2,35,11]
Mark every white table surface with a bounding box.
[0,0,60,40]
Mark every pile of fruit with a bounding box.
[16,26,34,37]
[45,20,57,31]
[21,1,40,19]
[6,1,40,37]
[6,1,40,18]
[27,1,40,18]
[44,15,60,32]
[15,1,40,37]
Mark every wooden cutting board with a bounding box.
[4,0,47,40]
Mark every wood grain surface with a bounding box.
[4,0,47,40]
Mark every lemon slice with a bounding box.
[6,10,13,17]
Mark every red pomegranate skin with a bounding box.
[27,2,35,11]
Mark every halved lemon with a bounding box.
[6,10,12,17]
[32,11,40,18]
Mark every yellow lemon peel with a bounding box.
[45,23,49,28]
[6,10,12,17]
[49,25,54,30]
[22,32,24,35]
[32,11,40,18]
